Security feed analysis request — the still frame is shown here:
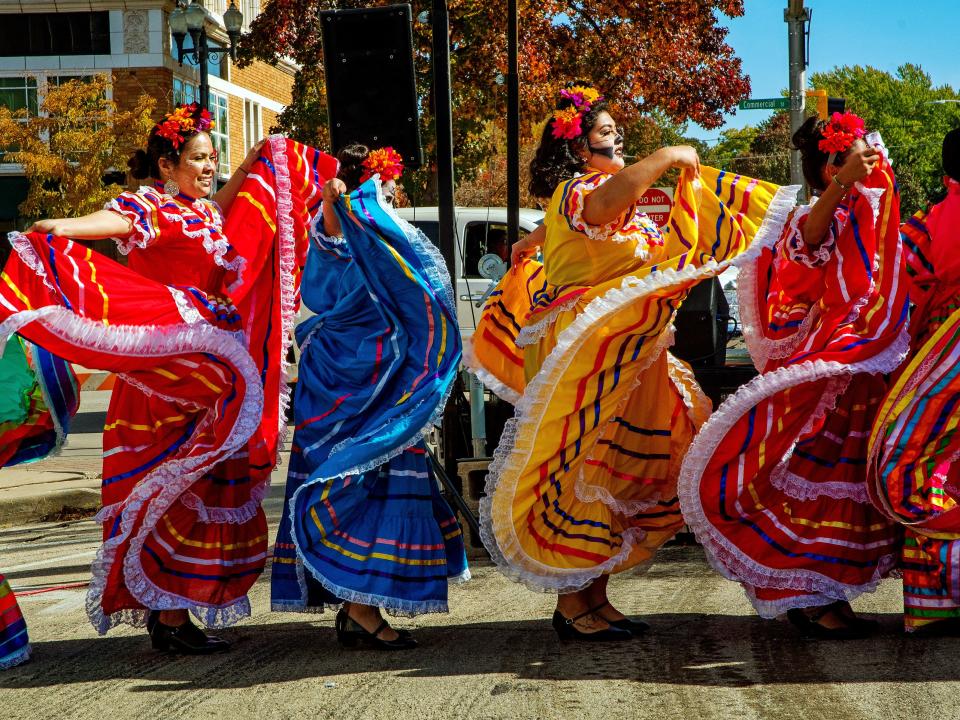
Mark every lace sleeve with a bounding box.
[103,187,169,254]
[562,173,643,243]
[782,202,842,268]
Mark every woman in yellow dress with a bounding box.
[466,82,796,641]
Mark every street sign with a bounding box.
[638,187,673,228]
[738,98,790,110]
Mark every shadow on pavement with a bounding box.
[4,613,960,689]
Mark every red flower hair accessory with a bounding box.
[360,147,404,183]
[551,84,603,141]
[818,111,866,154]
[155,103,215,149]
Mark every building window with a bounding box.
[0,77,39,116]
[242,1,261,28]
[0,13,110,57]
[244,99,262,152]
[49,75,96,88]
[172,80,229,178]
[209,91,230,176]
[173,77,199,107]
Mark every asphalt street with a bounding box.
[3,507,960,719]
[4,395,960,719]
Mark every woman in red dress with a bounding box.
[0,104,334,653]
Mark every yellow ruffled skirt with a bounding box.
[467,168,796,591]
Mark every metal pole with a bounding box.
[468,372,487,457]
[431,0,456,282]
[785,0,810,193]
[506,0,519,247]
[198,27,210,111]
[430,0,468,500]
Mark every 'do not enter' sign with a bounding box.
[637,187,673,228]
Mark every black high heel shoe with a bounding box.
[591,601,650,636]
[785,603,874,640]
[552,607,633,642]
[335,607,418,650]
[147,611,231,654]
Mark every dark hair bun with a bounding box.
[944,127,960,182]
[335,143,371,192]
[791,116,832,192]
[127,149,151,180]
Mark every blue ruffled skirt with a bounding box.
[271,179,467,615]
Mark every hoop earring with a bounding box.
[163,178,180,197]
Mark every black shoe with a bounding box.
[785,605,873,640]
[909,618,960,637]
[552,610,634,642]
[147,611,231,654]
[590,601,650,636]
[335,607,418,650]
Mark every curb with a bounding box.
[0,487,101,528]
[73,370,115,392]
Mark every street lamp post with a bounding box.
[170,0,243,111]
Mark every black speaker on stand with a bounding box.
[672,277,729,368]
[320,4,423,168]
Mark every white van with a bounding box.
[288,206,545,381]
[394,206,545,339]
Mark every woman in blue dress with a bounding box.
[271,145,468,649]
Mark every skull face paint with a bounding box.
[588,130,624,159]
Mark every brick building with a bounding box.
[0,0,295,239]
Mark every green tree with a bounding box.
[810,64,960,215]
[0,76,155,220]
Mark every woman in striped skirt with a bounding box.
[0,104,334,653]
[867,127,960,634]
[270,145,468,650]
[680,114,909,638]
[467,82,792,641]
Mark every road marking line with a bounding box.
[3,549,96,573]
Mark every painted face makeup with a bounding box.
[586,117,624,160]
[588,131,624,159]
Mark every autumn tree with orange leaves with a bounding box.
[239,0,750,202]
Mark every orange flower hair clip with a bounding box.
[155,103,215,149]
[360,147,404,183]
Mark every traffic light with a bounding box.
[826,97,846,116]
[805,89,846,119]
[806,89,827,118]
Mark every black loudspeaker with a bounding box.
[672,277,729,368]
[320,4,423,168]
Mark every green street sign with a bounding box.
[738,98,791,110]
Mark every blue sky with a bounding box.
[686,0,960,143]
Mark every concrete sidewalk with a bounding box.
[0,389,109,527]
[0,434,103,527]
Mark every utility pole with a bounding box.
[506,0,519,249]
[785,0,811,193]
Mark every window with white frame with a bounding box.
[1,74,102,163]
[242,0,261,27]
[173,77,199,107]
[0,77,39,116]
[172,79,229,179]
[209,91,230,177]
[244,99,262,152]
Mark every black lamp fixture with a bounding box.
[170,0,243,111]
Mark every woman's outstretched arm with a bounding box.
[582,145,700,227]
[28,210,132,240]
